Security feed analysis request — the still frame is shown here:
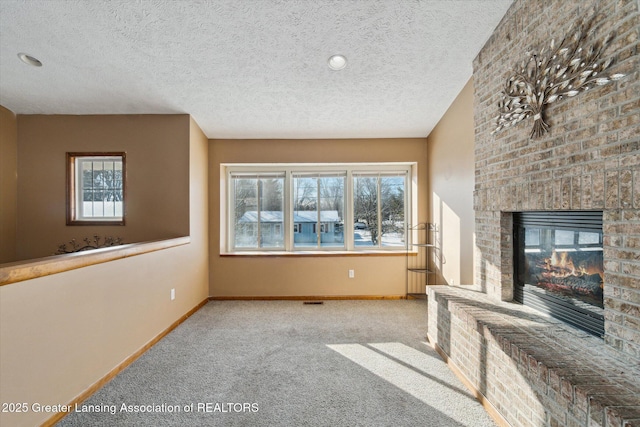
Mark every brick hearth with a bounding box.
[428,286,640,427]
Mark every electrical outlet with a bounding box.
[170,288,175,301]
[349,269,355,278]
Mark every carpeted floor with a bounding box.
[57,300,496,426]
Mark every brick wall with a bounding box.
[473,0,640,358]
[427,286,640,427]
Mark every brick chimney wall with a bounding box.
[472,0,639,358]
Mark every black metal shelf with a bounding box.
[406,223,437,296]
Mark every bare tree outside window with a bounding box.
[227,165,411,252]
[353,173,405,247]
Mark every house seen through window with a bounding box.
[226,164,412,252]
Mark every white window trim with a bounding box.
[67,152,125,225]
[75,156,124,221]
[221,162,417,254]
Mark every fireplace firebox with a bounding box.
[513,211,604,337]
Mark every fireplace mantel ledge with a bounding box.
[427,285,640,427]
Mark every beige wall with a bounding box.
[0,106,18,263]
[15,115,191,261]
[188,116,210,301]
[209,138,428,297]
[427,79,475,286]
[0,118,209,427]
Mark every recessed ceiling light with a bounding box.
[328,54,347,71]
[18,52,42,67]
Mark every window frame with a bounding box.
[223,163,416,254]
[66,152,126,226]
[352,171,409,249]
[228,171,286,250]
[292,171,346,250]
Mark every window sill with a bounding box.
[221,250,415,257]
[67,219,125,226]
[0,236,190,286]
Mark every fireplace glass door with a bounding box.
[514,211,604,337]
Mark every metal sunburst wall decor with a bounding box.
[492,12,624,139]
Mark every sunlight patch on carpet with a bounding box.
[327,342,494,427]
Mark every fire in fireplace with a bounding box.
[524,241,603,306]
[513,211,604,337]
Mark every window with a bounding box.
[225,163,413,252]
[353,172,406,248]
[231,172,285,249]
[293,172,345,248]
[67,152,125,225]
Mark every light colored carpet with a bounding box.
[57,300,496,426]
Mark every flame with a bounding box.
[543,250,604,281]
[548,251,576,276]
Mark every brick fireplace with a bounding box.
[427,0,639,426]
[472,0,639,359]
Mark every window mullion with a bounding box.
[346,170,354,250]
[377,174,382,249]
[404,171,409,249]
[316,177,321,248]
[256,179,261,248]
[228,172,234,251]
[285,170,292,251]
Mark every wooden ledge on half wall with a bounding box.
[0,236,190,286]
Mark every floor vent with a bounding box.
[303,301,324,305]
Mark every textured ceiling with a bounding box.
[0,0,512,139]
